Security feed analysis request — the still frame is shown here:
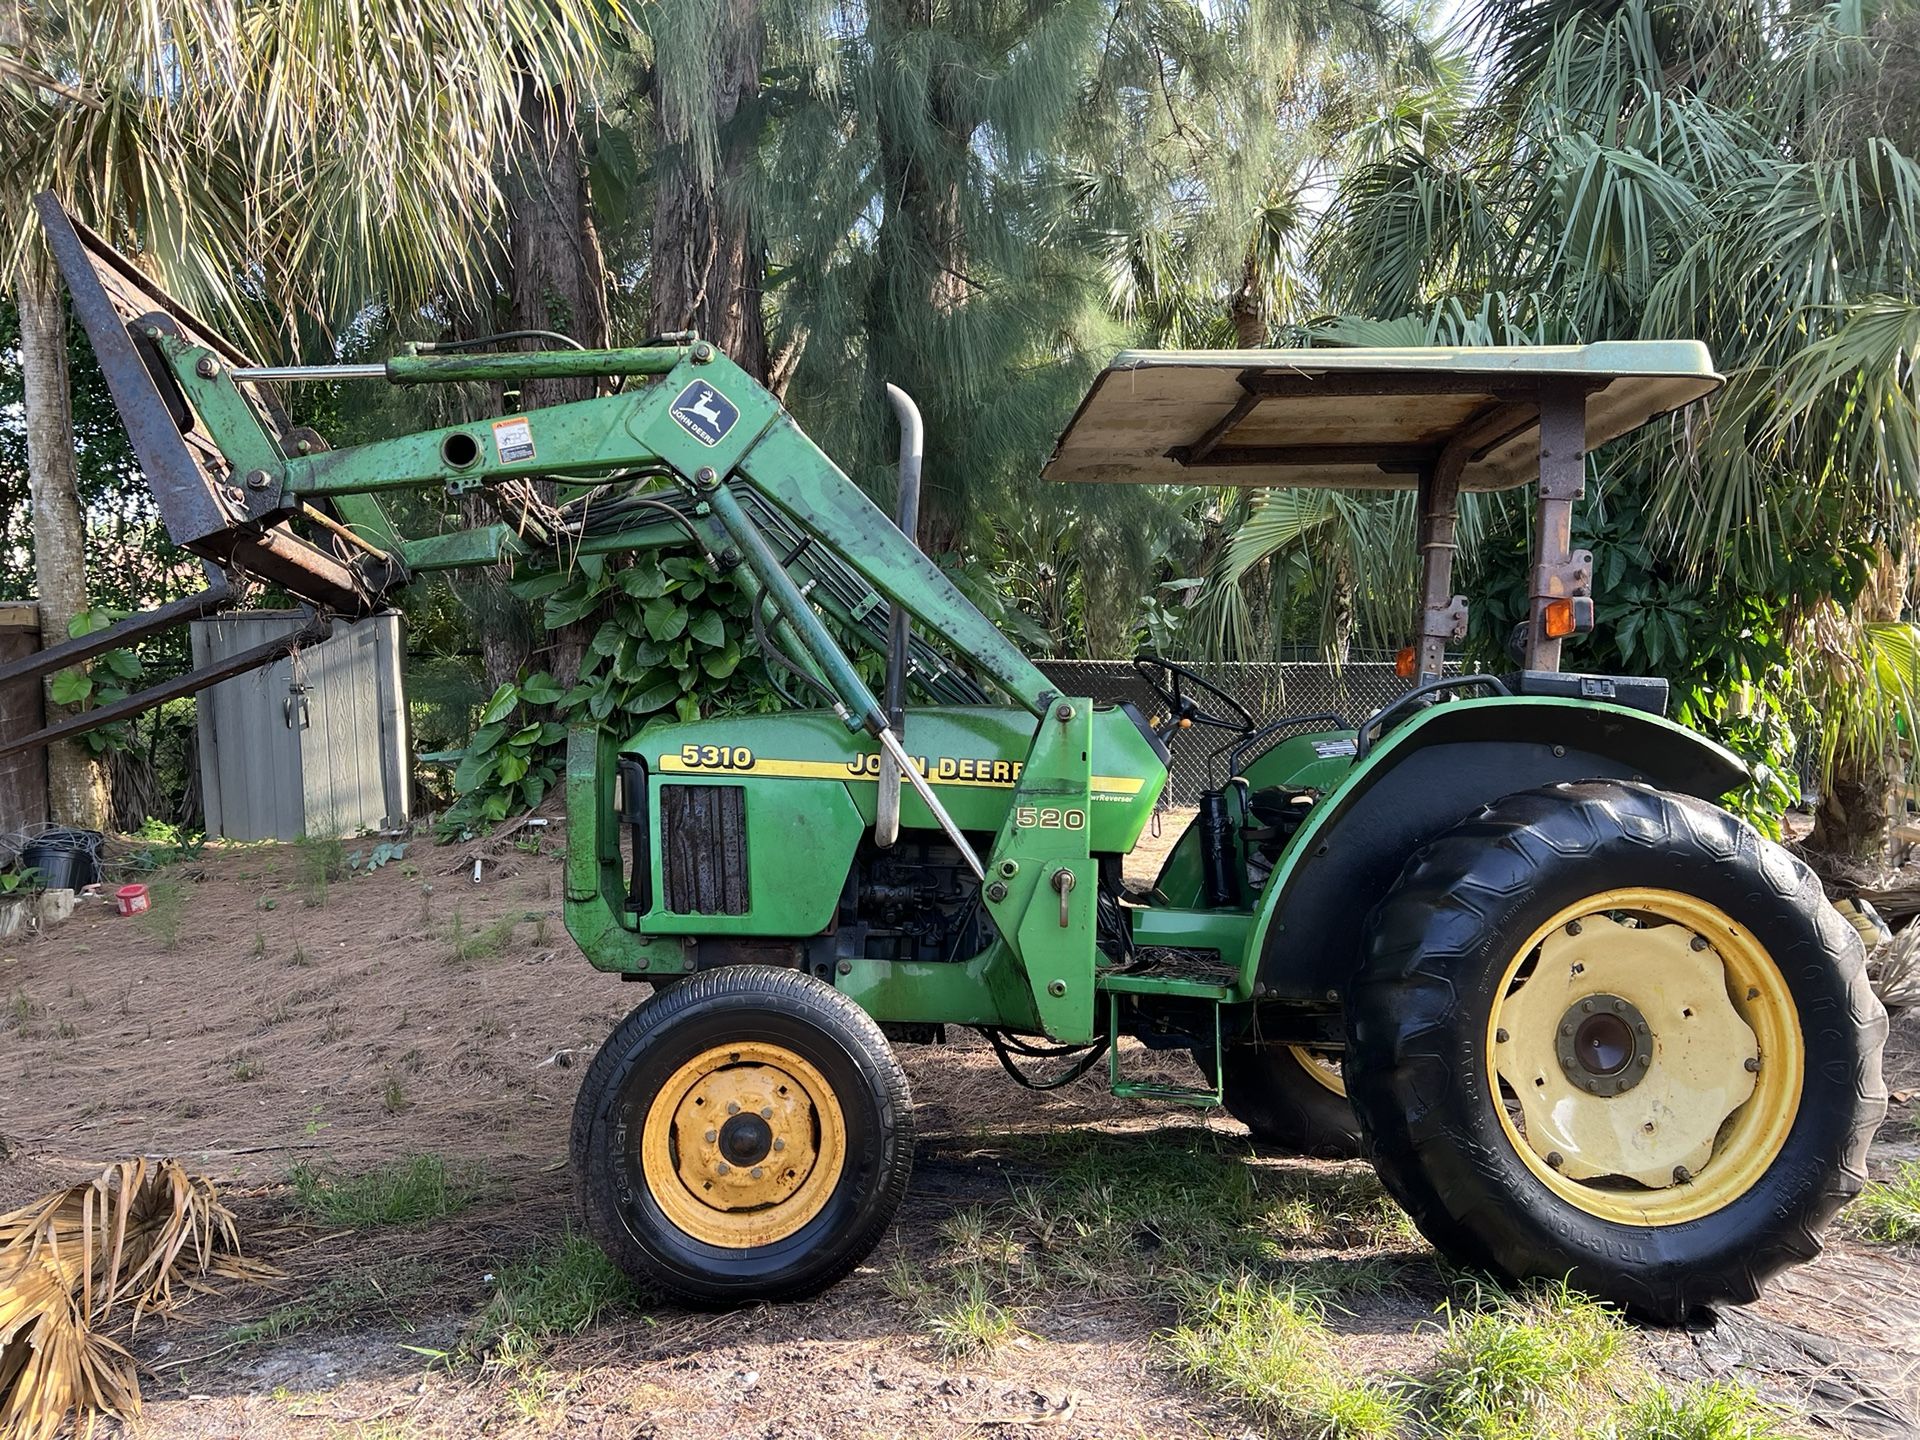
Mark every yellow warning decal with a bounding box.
[657,746,1144,797]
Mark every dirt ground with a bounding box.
[2,817,1919,1439]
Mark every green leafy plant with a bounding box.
[0,868,43,898]
[347,840,409,874]
[47,608,147,758]
[438,543,778,837]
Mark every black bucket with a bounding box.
[20,829,103,890]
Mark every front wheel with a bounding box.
[571,966,914,1305]
[1347,781,1886,1322]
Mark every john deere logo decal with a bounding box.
[669,381,739,446]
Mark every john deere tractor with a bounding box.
[15,195,1885,1322]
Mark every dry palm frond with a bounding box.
[0,1158,275,1440]
[1870,925,1920,1013]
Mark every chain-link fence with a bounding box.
[1035,658,1432,804]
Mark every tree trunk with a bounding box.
[1809,754,1896,869]
[15,250,108,829]
[506,80,611,408]
[873,0,971,558]
[648,0,769,381]
[504,78,613,689]
[1228,244,1269,348]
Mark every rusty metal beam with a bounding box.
[0,617,330,762]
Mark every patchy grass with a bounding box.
[464,1232,641,1370]
[224,1260,444,1347]
[1419,1279,1627,1438]
[288,1155,486,1227]
[298,833,347,907]
[915,1130,1420,1307]
[1164,1275,1408,1439]
[444,909,523,965]
[139,878,186,950]
[1618,1381,1794,1440]
[925,1269,1023,1360]
[1851,1160,1920,1244]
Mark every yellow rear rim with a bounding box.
[1288,1045,1347,1098]
[1487,887,1803,1227]
[640,1041,848,1247]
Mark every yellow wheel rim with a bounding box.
[640,1041,847,1248]
[1488,888,1803,1227]
[1288,1045,1347,1098]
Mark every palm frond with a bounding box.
[0,1158,274,1440]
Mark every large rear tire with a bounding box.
[1347,781,1886,1322]
[572,965,913,1306]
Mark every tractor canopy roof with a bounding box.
[1042,340,1720,492]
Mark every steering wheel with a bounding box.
[1131,654,1255,738]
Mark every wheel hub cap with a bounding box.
[1494,911,1760,1188]
[640,1042,847,1247]
[1554,993,1651,1096]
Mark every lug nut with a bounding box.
[1566,920,1583,936]
[1546,1151,1564,1169]
[751,1167,764,1179]
[1744,1056,1760,1072]
[1560,1023,1574,1037]
[1672,1165,1692,1183]
[705,1130,717,1143]
[716,1162,731,1175]
[773,1138,785,1152]
[1691,935,1710,951]
[1747,986,1760,1000]
[727,1101,741,1115]
[1495,1028,1509,1043]
[761,1106,773,1119]
[1637,1055,1650,1067]
[1612,999,1627,1012]
[1580,999,1594,1013]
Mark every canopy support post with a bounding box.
[1524,382,1594,673]
[1414,448,1468,683]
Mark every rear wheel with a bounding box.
[572,966,913,1305]
[1347,781,1886,1321]
[1217,1041,1364,1158]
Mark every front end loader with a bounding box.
[22,194,1885,1322]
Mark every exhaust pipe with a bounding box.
[874,384,924,849]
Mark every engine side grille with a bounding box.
[660,784,750,915]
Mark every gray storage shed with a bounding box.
[193,611,410,841]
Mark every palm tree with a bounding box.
[0,1,603,823]
[1294,0,1920,867]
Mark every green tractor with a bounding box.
[18,196,1885,1323]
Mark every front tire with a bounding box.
[572,966,914,1306]
[1347,781,1886,1322]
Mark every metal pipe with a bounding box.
[875,383,925,849]
[876,726,984,880]
[704,480,886,734]
[231,364,387,382]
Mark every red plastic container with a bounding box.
[115,883,150,916]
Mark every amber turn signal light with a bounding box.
[1394,646,1416,678]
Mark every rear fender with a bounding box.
[1246,697,1748,1002]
